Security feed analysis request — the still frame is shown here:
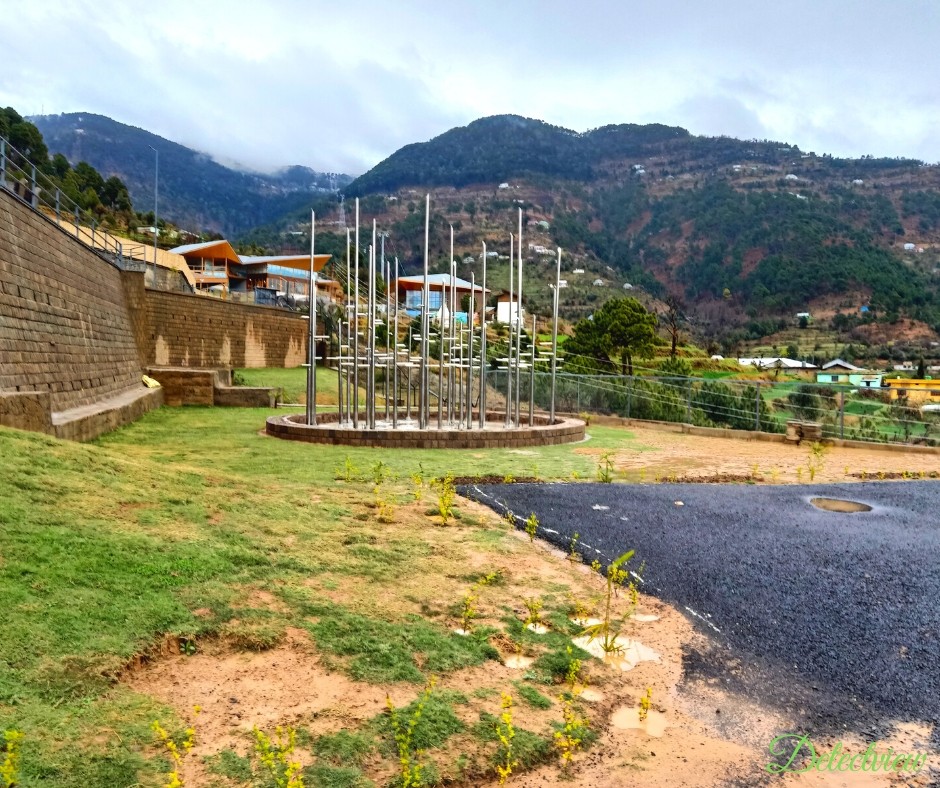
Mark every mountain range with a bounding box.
[30,113,353,236]
[29,111,940,347]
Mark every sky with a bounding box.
[2,0,939,176]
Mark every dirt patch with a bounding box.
[607,425,940,484]
[125,627,413,786]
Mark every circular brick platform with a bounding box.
[265,411,586,449]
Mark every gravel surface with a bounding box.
[461,480,940,744]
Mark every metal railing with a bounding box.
[0,134,142,271]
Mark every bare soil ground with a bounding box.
[124,425,937,787]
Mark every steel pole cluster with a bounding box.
[308,197,564,430]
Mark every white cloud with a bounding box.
[1,0,939,172]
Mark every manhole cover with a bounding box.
[810,497,872,513]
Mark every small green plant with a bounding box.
[429,474,456,524]
[524,512,539,542]
[589,559,602,574]
[494,693,518,785]
[152,706,200,788]
[334,456,359,482]
[503,509,516,529]
[460,587,478,633]
[387,677,436,788]
[410,471,424,501]
[553,699,588,771]
[253,725,305,788]
[639,687,653,722]
[376,494,396,524]
[795,466,804,483]
[596,451,614,483]
[807,442,826,481]
[578,410,592,426]
[371,460,391,486]
[178,635,197,656]
[564,645,583,693]
[503,473,515,484]
[581,550,636,654]
[522,597,544,628]
[2,730,23,788]
[567,593,592,622]
[530,462,540,481]
[567,532,581,563]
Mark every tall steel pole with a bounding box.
[353,199,360,428]
[550,247,561,424]
[505,233,514,427]
[420,194,430,429]
[369,220,377,429]
[467,273,475,429]
[514,209,523,427]
[478,242,487,429]
[529,313,536,425]
[346,229,353,422]
[448,240,457,425]
[306,210,317,426]
[392,261,399,429]
[385,248,391,422]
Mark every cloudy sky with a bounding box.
[2,0,939,175]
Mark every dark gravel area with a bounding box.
[461,480,940,745]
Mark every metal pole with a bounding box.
[550,247,561,424]
[353,199,360,428]
[369,221,376,430]
[420,194,430,429]
[467,274,476,429]
[392,280,399,429]
[306,210,317,426]
[686,378,692,424]
[30,164,37,208]
[384,245,391,423]
[407,326,413,421]
[448,241,456,425]
[0,140,5,184]
[479,244,487,429]
[529,314,536,425]
[437,317,444,430]
[346,230,353,422]
[506,233,513,427]
[55,188,60,224]
[626,375,634,419]
[337,318,344,423]
[514,210,523,427]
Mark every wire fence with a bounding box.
[486,370,940,447]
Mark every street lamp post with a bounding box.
[148,145,158,282]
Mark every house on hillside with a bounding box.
[593,278,606,287]
[169,241,331,300]
[883,378,940,405]
[738,357,817,370]
[495,290,524,327]
[396,274,487,321]
[815,359,883,387]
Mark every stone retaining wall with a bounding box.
[0,189,146,413]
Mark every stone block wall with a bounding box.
[144,289,309,369]
[0,189,145,412]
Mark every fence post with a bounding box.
[74,207,79,238]
[577,377,581,411]
[627,376,634,419]
[55,188,60,224]
[686,378,692,424]
[30,165,37,208]
[91,220,96,249]
[839,390,845,439]
[754,382,761,432]
[0,139,6,184]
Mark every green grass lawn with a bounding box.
[0,408,647,787]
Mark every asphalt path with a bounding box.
[461,480,940,746]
